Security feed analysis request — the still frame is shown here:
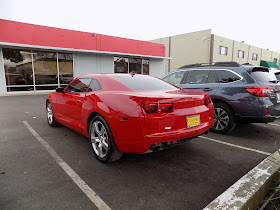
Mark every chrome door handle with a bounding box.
[203,88,212,91]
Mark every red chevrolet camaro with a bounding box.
[46,74,214,162]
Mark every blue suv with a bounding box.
[162,62,280,134]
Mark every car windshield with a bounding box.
[250,71,279,83]
[112,75,179,91]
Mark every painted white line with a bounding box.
[268,123,280,127]
[199,136,271,156]
[23,121,111,210]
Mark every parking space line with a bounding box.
[268,123,280,127]
[199,136,271,156]
[23,121,111,210]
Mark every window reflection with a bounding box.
[114,57,128,73]
[33,51,58,85]
[143,59,149,75]
[58,53,73,85]
[129,58,142,74]
[3,49,34,91]
[3,48,74,92]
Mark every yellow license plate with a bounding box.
[187,115,200,128]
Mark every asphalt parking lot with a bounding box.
[1,94,280,210]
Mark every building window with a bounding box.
[142,59,149,75]
[58,53,74,87]
[274,58,278,63]
[252,53,258,61]
[3,49,34,92]
[238,50,244,58]
[114,56,149,74]
[129,58,142,74]
[2,48,73,92]
[219,46,228,55]
[114,57,128,73]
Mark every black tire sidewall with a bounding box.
[211,103,236,134]
[89,115,115,162]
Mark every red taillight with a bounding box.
[159,103,173,112]
[243,86,275,97]
[204,97,211,106]
[265,108,269,115]
[143,103,158,113]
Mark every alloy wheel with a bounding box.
[91,120,109,158]
[213,107,230,131]
[47,103,53,125]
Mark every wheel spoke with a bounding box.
[91,136,100,144]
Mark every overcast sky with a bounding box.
[1,0,280,52]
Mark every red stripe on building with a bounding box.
[0,19,165,57]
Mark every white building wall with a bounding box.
[149,59,165,78]
[0,48,6,94]
[73,52,114,78]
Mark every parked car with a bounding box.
[268,68,280,81]
[46,73,214,162]
[163,62,280,134]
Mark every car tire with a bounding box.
[46,101,60,127]
[89,115,123,162]
[211,103,236,134]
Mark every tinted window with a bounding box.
[206,70,218,83]
[250,72,278,83]
[163,71,185,84]
[87,78,101,92]
[65,78,92,93]
[112,75,178,91]
[185,70,210,84]
[275,73,280,81]
[216,70,241,83]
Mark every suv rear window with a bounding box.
[112,75,178,91]
[250,72,279,83]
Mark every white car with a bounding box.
[269,68,280,81]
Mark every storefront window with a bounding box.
[2,48,73,92]
[33,51,58,87]
[3,49,34,91]
[129,58,142,74]
[58,53,73,86]
[114,56,149,75]
[143,59,149,75]
[114,57,128,73]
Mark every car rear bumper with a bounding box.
[236,115,280,123]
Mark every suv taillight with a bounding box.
[143,103,158,113]
[159,103,173,112]
[243,86,275,97]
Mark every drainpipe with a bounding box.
[209,34,214,64]
[168,37,171,72]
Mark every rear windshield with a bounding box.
[112,75,178,91]
[250,72,279,83]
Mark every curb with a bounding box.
[0,90,53,97]
[204,151,280,210]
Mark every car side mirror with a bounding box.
[56,87,64,93]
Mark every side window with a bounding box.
[206,70,219,83]
[216,70,241,83]
[65,78,92,93]
[163,71,185,84]
[185,70,210,84]
[87,78,101,92]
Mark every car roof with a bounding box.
[169,62,269,74]
[78,73,149,79]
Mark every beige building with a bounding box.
[150,29,280,73]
